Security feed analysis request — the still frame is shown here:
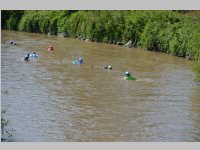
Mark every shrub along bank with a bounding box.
[2,10,200,60]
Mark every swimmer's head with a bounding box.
[108,65,112,70]
[125,71,130,76]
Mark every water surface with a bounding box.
[1,30,200,141]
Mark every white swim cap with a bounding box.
[108,65,112,69]
[125,71,129,75]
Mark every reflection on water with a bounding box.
[1,30,200,141]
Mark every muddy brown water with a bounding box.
[1,30,200,141]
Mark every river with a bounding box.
[1,30,200,142]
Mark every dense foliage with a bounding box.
[193,24,200,83]
[1,10,24,30]
[1,10,200,61]
[2,10,200,83]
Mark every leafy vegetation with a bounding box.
[2,10,199,59]
[193,24,200,83]
[1,10,200,82]
[1,10,24,30]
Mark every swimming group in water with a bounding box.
[21,43,136,80]
[24,51,39,61]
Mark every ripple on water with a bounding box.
[2,30,200,142]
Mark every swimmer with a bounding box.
[9,41,16,45]
[24,53,30,61]
[104,65,112,70]
[30,51,38,57]
[123,71,136,80]
[47,45,54,51]
[78,57,83,64]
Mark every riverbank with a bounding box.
[2,10,200,82]
[2,10,200,59]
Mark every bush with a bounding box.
[2,10,24,30]
[3,10,200,60]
